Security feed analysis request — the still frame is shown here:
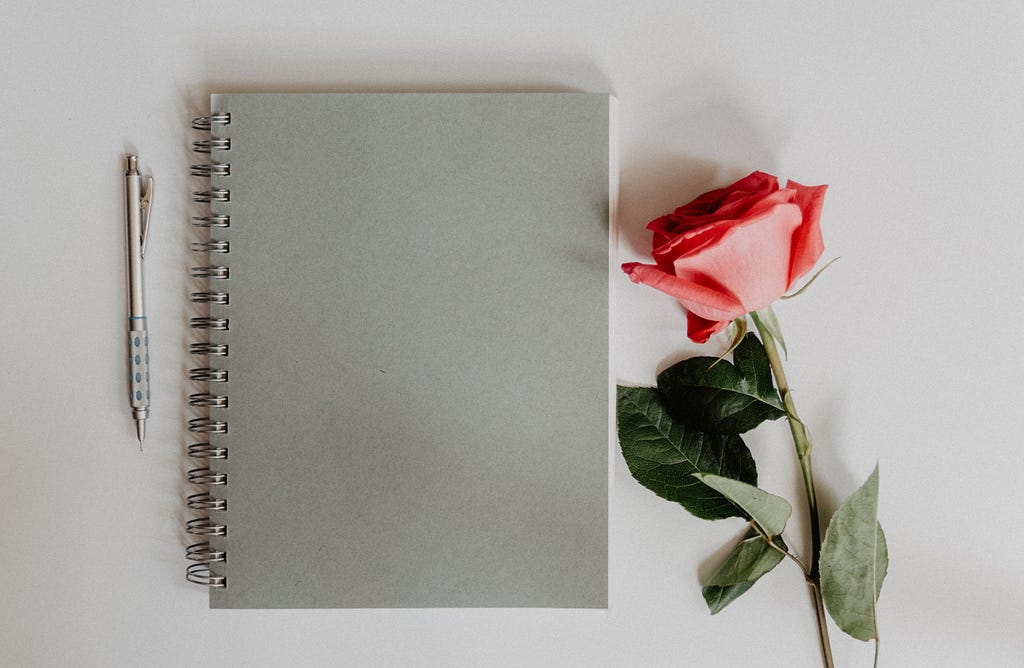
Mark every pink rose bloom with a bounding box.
[622,171,827,343]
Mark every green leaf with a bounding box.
[617,386,758,520]
[657,333,785,434]
[820,465,888,642]
[703,527,788,614]
[694,473,792,536]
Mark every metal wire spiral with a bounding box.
[187,110,231,589]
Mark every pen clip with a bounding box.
[139,176,153,258]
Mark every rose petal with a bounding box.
[674,172,778,219]
[686,311,730,344]
[646,215,675,252]
[622,262,745,322]
[671,202,802,313]
[785,180,827,286]
[649,172,779,239]
[696,173,780,222]
[652,188,796,266]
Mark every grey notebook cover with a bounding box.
[203,93,610,608]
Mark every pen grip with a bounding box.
[129,329,151,410]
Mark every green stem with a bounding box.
[751,309,834,668]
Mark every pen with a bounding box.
[124,155,153,447]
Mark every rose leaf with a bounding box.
[820,465,888,642]
[617,385,758,520]
[657,332,785,434]
[702,527,788,614]
[693,473,792,537]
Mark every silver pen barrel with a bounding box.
[125,156,145,320]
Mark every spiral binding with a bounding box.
[187,110,231,589]
[190,292,230,305]
[192,266,230,280]
[191,241,230,253]
[191,163,231,177]
[192,214,230,228]
[190,342,229,356]
[191,317,229,331]
[189,392,228,408]
[189,367,228,382]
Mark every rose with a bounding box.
[622,171,827,343]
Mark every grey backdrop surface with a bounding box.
[3,3,1022,665]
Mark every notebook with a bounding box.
[185,93,613,609]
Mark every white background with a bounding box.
[2,2,1022,666]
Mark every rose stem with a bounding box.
[751,308,834,668]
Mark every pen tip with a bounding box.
[136,421,146,448]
